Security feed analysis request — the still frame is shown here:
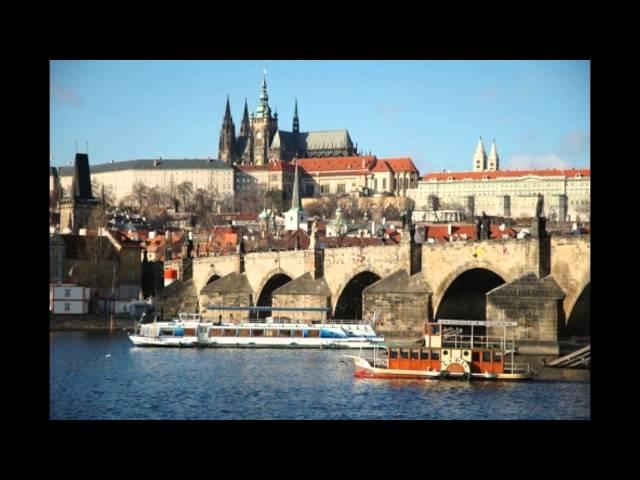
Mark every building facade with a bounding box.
[407,139,590,223]
[58,159,234,204]
[219,75,359,165]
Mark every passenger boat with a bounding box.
[129,313,384,349]
[344,319,534,380]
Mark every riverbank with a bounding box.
[50,313,138,331]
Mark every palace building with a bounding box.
[406,138,590,223]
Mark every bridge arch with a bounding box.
[564,279,590,338]
[433,262,510,321]
[255,270,294,318]
[333,269,382,320]
[202,273,221,289]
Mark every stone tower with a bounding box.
[473,137,487,172]
[58,153,100,234]
[487,139,500,171]
[218,95,237,164]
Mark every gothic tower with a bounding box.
[473,137,488,172]
[218,95,237,164]
[487,139,500,171]
[251,74,277,165]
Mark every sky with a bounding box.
[50,60,590,174]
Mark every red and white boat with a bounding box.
[345,319,534,381]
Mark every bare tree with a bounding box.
[132,181,148,211]
[177,182,193,212]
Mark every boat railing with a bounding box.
[440,335,516,351]
[503,362,531,374]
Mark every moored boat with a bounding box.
[129,313,384,349]
[344,319,534,381]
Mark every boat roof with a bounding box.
[437,319,517,327]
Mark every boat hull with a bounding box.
[348,356,533,381]
[129,335,382,349]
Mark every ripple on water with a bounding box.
[50,332,591,420]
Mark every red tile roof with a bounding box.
[298,156,376,175]
[370,159,392,172]
[423,224,517,242]
[381,157,419,174]
[424,168,590,181]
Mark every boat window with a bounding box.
[431,325,440,335]
[224,329,237,337]
[472,351,480,362]
[278,330,292,337]
[390,349,398,359]
[420,350,429,360]
[493,352,502,362]
[400,349,409,359]
[442,350,448,356]
[252,329,264,337]
[482,351,491,362]
[239,328,251,337]
[463,350,470,357]
[411,350,419,360]
[307,330,320,338]
[431,350,440,360]
[160,329,173,336]
[293,330,304,337]
[210,328,223,337]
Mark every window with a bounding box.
[128,268,135,281]
[382,178,387,190]
[400,349,409,359]
[390,349,398,359]
[482,351,491,362]
[431,350,440,360]
[472,351,480,362]
[337,184,345,194]
[493,352,502,362]
[128,251,135,261]
[411,350,419,360]
[374,179,378,190]
[420,350,429,360]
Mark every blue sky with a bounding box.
[50,60,590,174]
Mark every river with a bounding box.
[50,331,590,420]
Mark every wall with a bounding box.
[363,292,429,339]
[550,235,591,321]
[272,294,330,323]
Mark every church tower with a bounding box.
[251,74,277,165]
[472,137,487,172]
[218,95,237,164]
[487,139,500,171]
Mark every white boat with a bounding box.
[129,313,384,349]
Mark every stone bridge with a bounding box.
[188,232,590,354]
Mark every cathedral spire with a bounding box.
[473,136,487,172]
[292,97,300,134]
[240,98,250,137]
[224,94,232,121]
[255,72,271,118]
[487,138,500,171]
[219,95,236,163]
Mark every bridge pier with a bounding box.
[486,273,565,355]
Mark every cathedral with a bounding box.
[218,75,359,165]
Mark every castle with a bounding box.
[218,75,359,165]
